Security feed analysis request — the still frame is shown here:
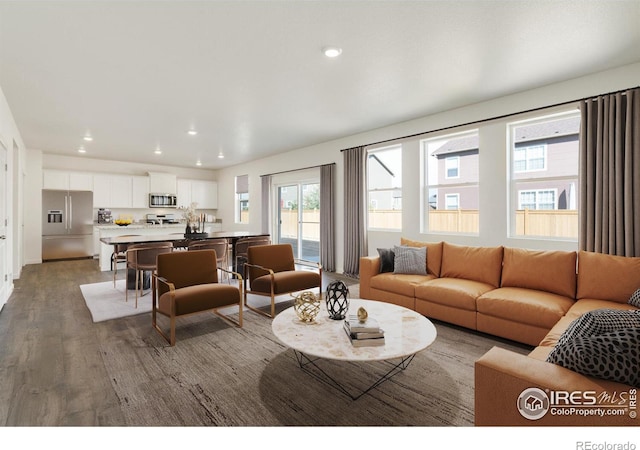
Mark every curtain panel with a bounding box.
[320,164,336,272]
[579,87,640,257]
[261,175,271,235]
[343,146,368,277]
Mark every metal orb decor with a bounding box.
[325,280,350,320]
[293,291,321,323]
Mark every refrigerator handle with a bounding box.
[69,195,73,232]
[65,195,69,230]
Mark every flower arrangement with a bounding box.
[179,202,199,225]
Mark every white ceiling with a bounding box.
[1,1,639,170]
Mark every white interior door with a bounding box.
[0,141,8,309]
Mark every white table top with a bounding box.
[271,298,437,362]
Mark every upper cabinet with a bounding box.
[177,179,217,209]
[132,176,149,208]
[148,172,177,194]
[93,174,136,208]
[43,170,93,191]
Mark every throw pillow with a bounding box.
[377,248,395,273]
[629,288,640,308]
[547,328,640,387]
[554,308,640,348]
[393,245,427,275]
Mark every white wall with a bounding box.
[216,62,640,274]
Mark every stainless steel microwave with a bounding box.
[149,193,177,208]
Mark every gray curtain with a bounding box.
[343,146,368,277]
[261,175,271,235]
[579,87,640,256]
[320,164,336,272]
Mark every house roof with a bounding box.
[432,135,479,156]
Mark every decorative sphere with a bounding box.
[293,291,320,323]
[325,280,350,320]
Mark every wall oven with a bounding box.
[149,193,177,208]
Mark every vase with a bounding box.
[325,280,350,320]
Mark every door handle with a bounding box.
[0,235,5,240]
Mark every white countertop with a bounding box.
[94,223,185,230]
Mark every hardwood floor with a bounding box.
[0,258,357,426]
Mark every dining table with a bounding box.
[100,230,270,285]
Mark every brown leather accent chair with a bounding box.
[152,249,242,346]
[233,236,271,277]
[125,241,173,307]
[244,243,321,318]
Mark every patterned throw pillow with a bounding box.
[554,308,640,348]
[377,248,395,273]
[547,328,640,387]
[629,289,640,308]
[393,245,427,275]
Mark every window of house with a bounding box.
[235,174,249,223]
[508,111,580,239]
[445,157,460,178]
[422,129,479,234]
[367,145,402,230]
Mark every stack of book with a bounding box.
[343,314,385,347]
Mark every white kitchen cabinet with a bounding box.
[132,176,149,208]
[148,172,177,194]
[92,174,133,208]
[92,174,111,207]
[43,170,93,191]
[177,179,218,209]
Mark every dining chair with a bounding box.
[244,243,321,318]
[188,238,230,282]
[152,249,243,346]
[111,235,141,287]
[125,241,174,307]
[234,236,271,278]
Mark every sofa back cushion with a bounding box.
[577,250,640,303]
[501,247,577,298]
[400,238,443,277]
[440,242,503,288]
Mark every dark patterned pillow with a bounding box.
[377,248,395,273]
[629,288,640,308]
[554,309,640,348]
[393,245,427,275]
[547,328,640,387]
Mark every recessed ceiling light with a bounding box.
[218,151,224,159]
[154,147,162,155]
[196,160,202,166]
[83,135,93,142]
[187,129,198,136]
[78,147,86,153]
[323,46,342,58]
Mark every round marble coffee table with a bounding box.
[272,298,437,399]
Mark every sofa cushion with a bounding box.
[577,250,640,303]
[477,287,574,329]
[547,328,640,387]
[415,278,494,311]
[400,238,442,277]
[370,272,435,298]
[393,245,427,275]
[501,247,577,298]
[440,242,503,288]
[629,288,640,308]
[554,308,640,348]
[377,248,395,273]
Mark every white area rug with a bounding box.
[80,279,152,322]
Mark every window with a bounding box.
[518,189,557,210]
[422,130,479,234]
[367,145,402,230]
[235,174,249,223]
[445,193,460,210]
[445,157,460,178]
[509,111,580,239]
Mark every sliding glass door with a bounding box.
[277,182,320,262]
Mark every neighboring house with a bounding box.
[432,116,580,211]
[368,153,401,211]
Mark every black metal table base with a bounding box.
[292,350,416,400]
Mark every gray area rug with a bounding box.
[96,293,530,426]
[80,279,152,322]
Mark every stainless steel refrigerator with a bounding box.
[42,190,94,261]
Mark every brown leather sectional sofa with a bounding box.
[359,239,639,426]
